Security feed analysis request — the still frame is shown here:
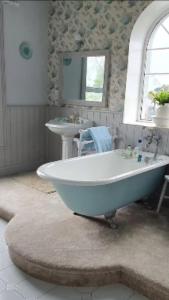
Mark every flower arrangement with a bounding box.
[148,85,169,106]
[149,85,169,127]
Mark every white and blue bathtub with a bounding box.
[37,150,169,217]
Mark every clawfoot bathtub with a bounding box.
[37,150,169,221]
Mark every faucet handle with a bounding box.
[143,134,152,145]
[153,134,161,144]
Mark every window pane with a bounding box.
[144,74,169,92]
[141,99,155,121]
[162,16,169,33]
[85,92,102,102]
[148,25,169,49]
[141,14,169,121]
[146,49,169,74]
[86,56,105,88]
[141,74,169,120]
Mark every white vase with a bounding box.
[156,104,169,118]
[153,103,169,128]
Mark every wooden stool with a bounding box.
[156,175,169,213]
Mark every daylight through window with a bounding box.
[141,15,169,121]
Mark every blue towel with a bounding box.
[88,126,112,153]
[79,130,91,142]
[79,130,95,154]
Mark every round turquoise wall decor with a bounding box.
[19,42,33,60]
[63,58,72,66]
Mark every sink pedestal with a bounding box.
[61,136,74,160]
[45,117,92,160]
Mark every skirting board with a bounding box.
[0,160,45,177]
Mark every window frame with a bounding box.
[123,1,169,127]
[138,15,169,123]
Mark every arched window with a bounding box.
[123,1,169,126]
[141,15,169,121]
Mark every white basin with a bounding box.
[46,117,93,159]
[46,117,92,137]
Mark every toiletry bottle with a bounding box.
[126,145,132,158]
[137,154,142,162]
[137,139,143,162]
[134,139,142,159]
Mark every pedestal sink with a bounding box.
[46,117,93,159]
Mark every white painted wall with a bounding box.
[0,1,49,174]
[0,5,6,147]
[3,0,49,105]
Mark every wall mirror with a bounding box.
[59,50,109,107]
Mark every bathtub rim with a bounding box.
[37,150,169,187]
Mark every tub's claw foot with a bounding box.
[104,211,118,229]
[106,218,118,230]
[110,221,118,230]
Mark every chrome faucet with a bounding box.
[144,129,161,160]
[72,112,79,123]
[66,112,80,123]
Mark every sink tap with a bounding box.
[153,134,161,160]
[70,112,79,123]
[74,112,80,123]
[67,112,80,123]
[144,129,161,161]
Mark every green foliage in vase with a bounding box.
[148,86,169,105]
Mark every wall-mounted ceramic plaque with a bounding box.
[19,42,33,60]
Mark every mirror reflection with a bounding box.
[60,51,109,106]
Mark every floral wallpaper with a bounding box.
[48,0,151,111]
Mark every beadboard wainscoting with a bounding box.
[1,105,169,176]
[0,106,47,176]
[46,106,62,163]
[0,110,5,147]
[47,106,169,162]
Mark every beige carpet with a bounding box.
[1,175,169,300]
[12,172,55,194]
[0,176,67,222]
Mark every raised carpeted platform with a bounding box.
[12,171,55,194]
[1,174,169,300]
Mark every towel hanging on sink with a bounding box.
[88,126,113,153]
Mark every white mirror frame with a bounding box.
[59,50,110,108]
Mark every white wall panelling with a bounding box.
[1,105,169,176]
[46,106,61,163]
[47,106,169,162]
[0,106,47,176]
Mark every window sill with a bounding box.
[123,121,156,128]
[123,120,169,129]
